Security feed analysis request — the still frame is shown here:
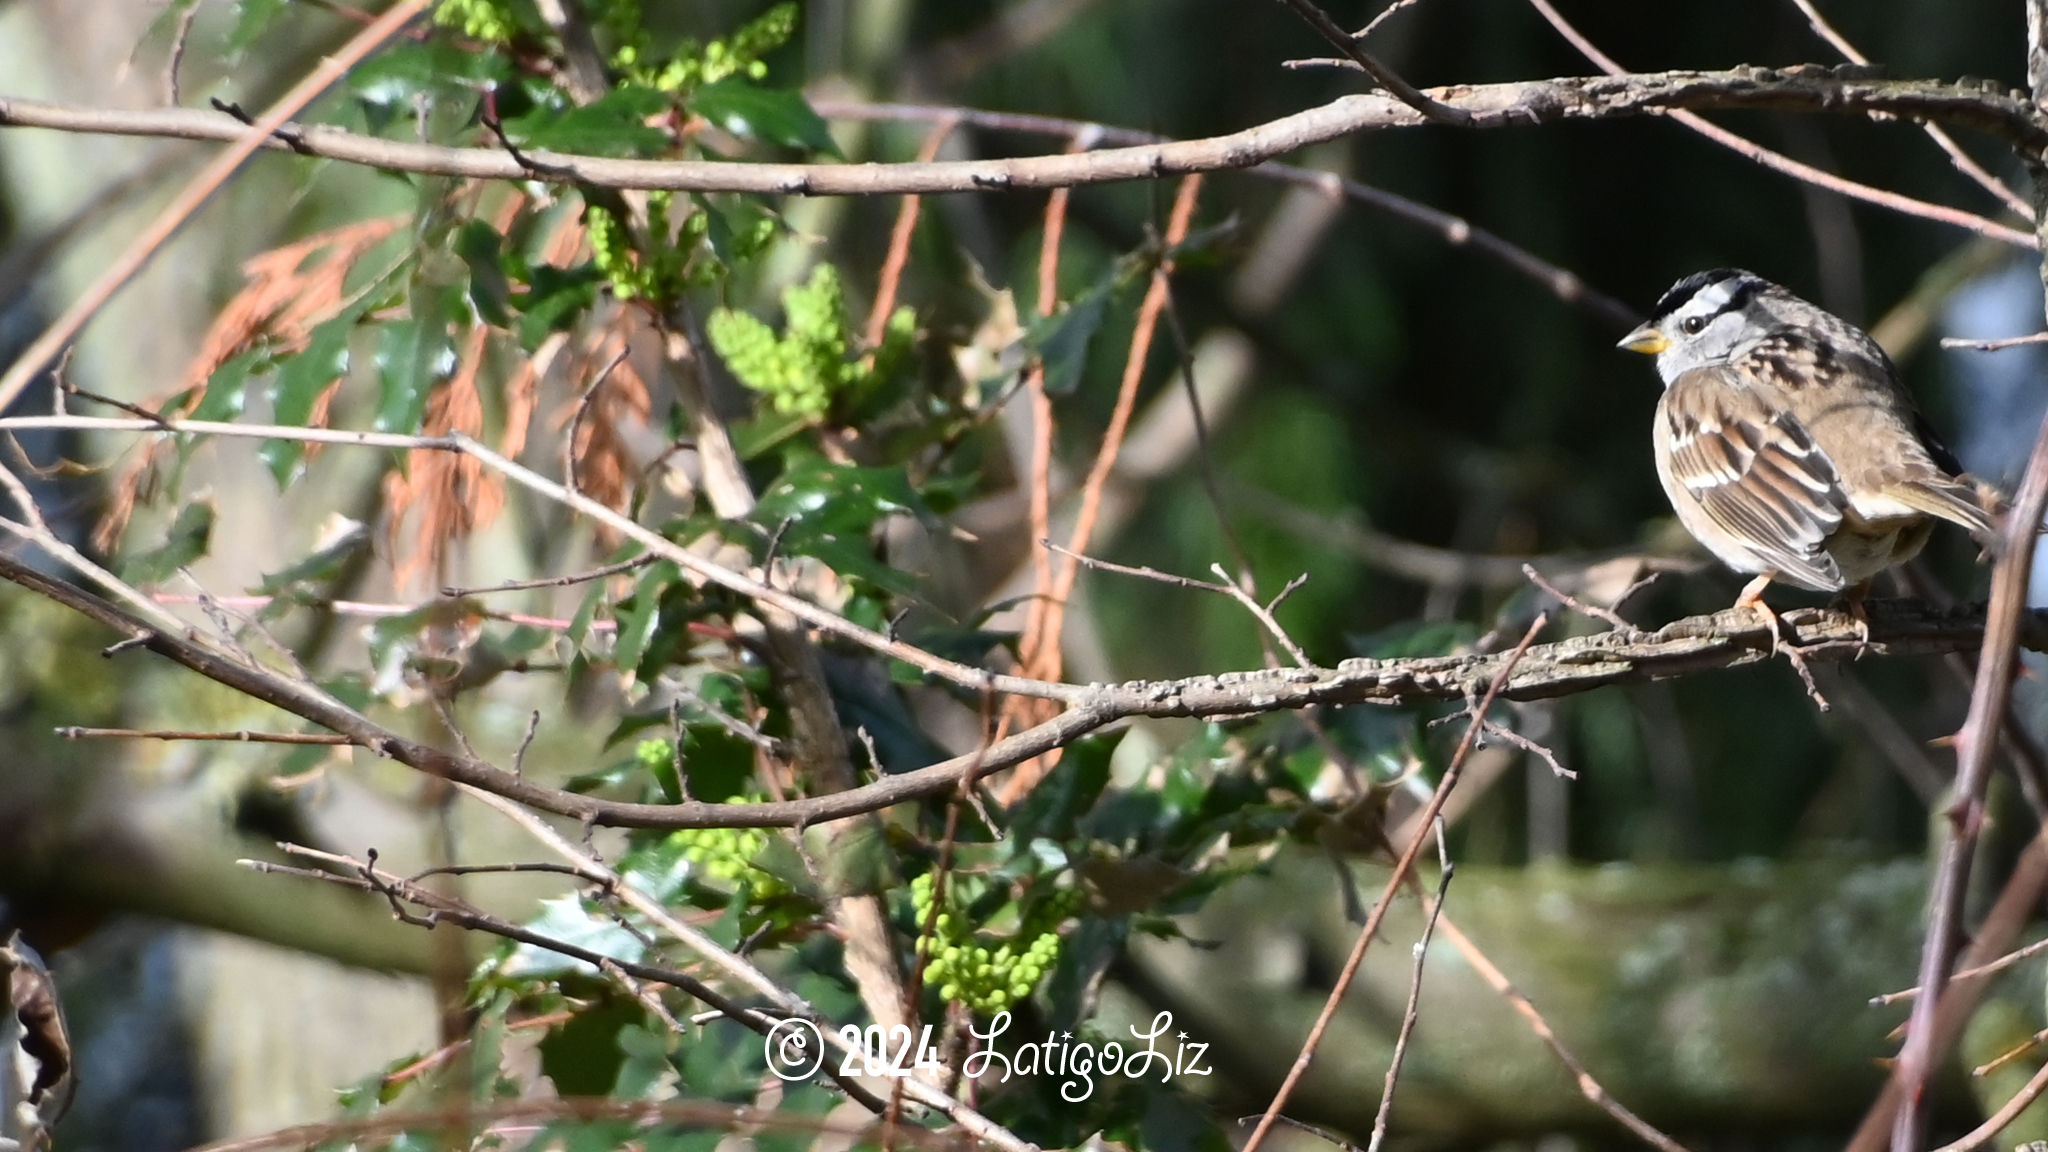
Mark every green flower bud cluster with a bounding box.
[587,193,692,305]
[708,265,917,423]
[433,0,516,44]
[912,873,1075,1017]
[606,2,794,94]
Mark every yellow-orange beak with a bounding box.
[1618,324,1669,355]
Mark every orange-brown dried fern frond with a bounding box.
[559,322,652,539]
[385,326,504,590]
[181,215,404,394]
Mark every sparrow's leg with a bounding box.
[1737,573,1831,709]
[1842,580,1873,648]
[1733,573,1783,654]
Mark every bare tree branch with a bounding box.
[2,68,2040,199]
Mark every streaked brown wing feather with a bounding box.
[1659,366,1846,590]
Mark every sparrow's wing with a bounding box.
[1657,365,1846,591]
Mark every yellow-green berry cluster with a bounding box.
[913,873,1072,1017]
[433,0,516,44]
[666,824,786,897]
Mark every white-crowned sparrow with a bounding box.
[1618,269,1995,642]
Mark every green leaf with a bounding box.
[504,86,673,158]
[680,722,755,802]
[1023,280,1112,396]
[454,219,513,327]
[699,195,781,265]
[227,0,287,56]
[122,500,215,585]
[612,561,678,672]
[750,456,931,594]
[514,264,601,349]
[503,896,647,976]
[348,39,509,117]
[260,313,356,485]
[610,1024,676,1100]
[538,999,644,1096]
[690,78,838,154]
[188,347,262,424]
[729,407,811,459]
[1008,733,1118,843]
[562,759,644,795]
[254,519,369,598]
[373,317,451,435]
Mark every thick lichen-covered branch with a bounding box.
[0,545,2022,833]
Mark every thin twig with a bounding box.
[1929,1057,2048,1152]
[1941,332,2048,351]
[512,709,541,776]
[1524,0,2037,250]
[1522,563,1642,636]
[1271,0,1470,125]
[54,726,347,744]
[564,344,628,498]
[1971,1027,2048,1078]
[1035,541,1313,667]
[1786,0,2034,218]
[1365,861,1452,1152]
[455,782,1033,1152]
[1432,910,1694,1152]
[1874,935,2048,1006]
[1479,719,1576,779]
[1239,612,1549,1152]
[1212,562,1313,668]
[1356,0,1428,40]
[816,100,1636,327]
[442,553,654,596]
[1039,176,1204,674]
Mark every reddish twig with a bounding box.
[1432,910,1694,1152]
[1239,611,1549,1152]
[865,117,959,349]
[1039,175,1203,669]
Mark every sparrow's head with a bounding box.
[1618,268,1775,384]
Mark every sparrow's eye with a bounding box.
[1681,316,1707,335]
